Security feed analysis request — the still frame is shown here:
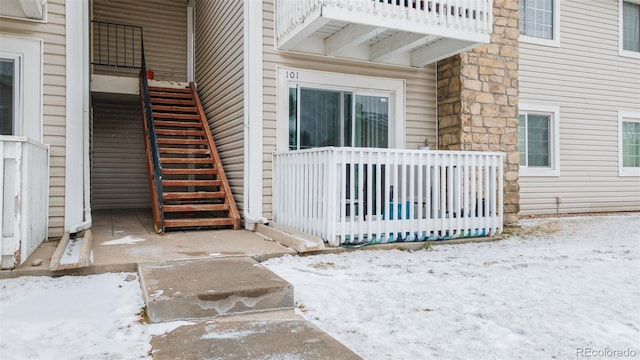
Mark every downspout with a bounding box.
[243,0,268,230]
[70,0,91,234]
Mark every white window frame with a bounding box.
[618,111,640,177]
[0,35,43,142]
[519,103,560,177]
[0,54,21,136]
[276,67,404,152]
[519,0,561,48]
[619,0,640,59]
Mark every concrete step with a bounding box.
[255,223,326,253]
[139,257,294,323]
[150,318,362,360]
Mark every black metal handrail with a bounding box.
[139,37,165,230]
[91,20,143,69]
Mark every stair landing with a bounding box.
[139,257,294,323]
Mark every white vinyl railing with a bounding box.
[0,136,49,269]
[273,147,503,247]
[276,0,493,46]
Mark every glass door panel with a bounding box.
[355,95,388,148]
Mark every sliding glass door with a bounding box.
[289,86,390,150]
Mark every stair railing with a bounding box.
[139,37,165,233]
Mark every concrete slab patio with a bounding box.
[0,209,295,279]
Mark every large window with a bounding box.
[619,111,640,176]
[0,57,18,135]
[518,104,560,176]
[288,87,389,150]
[621,0,640,57]
[277,68,404,151]
[519,0,559,46]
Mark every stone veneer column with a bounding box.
[436,0,520,224]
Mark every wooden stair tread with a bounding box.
[162,179,222,187]
[150,98,195,106]
[153,113,201,120]
[163,204,230,212]
[160,157,213,164]
[156,129,205,136]
[162,168,218,175]
[158,147,210,155]
[148,86,191,93]
[163,191,225,199]
[152,105,197,113]
[157,138,208,145]
[149,91,192,99]
[154,120,202,128]
[163,217,236,228]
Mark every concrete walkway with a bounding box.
[0,209,361,358]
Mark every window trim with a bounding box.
[0,54,21,136]
[519,0,561,47]
[0,35,43,142]
[618,111,640,177]
[619,0,640,59]
[276,67,404,152]
[518,103,560,177]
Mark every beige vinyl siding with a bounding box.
[519,0,640,215]
[92,0,187,82]
[91,95,150,210]
[262,0,437,218]
[194,0,245,215]
[0,0,66,238]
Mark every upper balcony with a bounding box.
[275,0,493,67]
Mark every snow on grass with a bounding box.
[0,273,150,360]
[264,214,640,360]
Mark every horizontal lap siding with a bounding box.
[262,0,437,219]
[519,0,640,215]
[92,0,187,81]
[91,97,150,209]
[0,0,66,238]
[195,0,245,215]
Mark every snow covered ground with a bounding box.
[264,214,640,359]
[0,214,638,359]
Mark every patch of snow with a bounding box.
[101,235,146,246]
[264,214,640,360]
[201,329,258,340]
[0,273,150,360]
[148,321,195,336]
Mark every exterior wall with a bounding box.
[0,0,67,238]
[437,0,520,224]
[519,0,640,214]
[194,0,246,215]
[262,0,437,219]
[91,95,150,209]
[91,0,187,82]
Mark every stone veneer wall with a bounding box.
[436,0,520,224]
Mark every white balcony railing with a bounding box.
[273,147,503,247]
[276,0,493,66]
[0,136,49,269]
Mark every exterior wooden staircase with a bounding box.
[140,82,240,232]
